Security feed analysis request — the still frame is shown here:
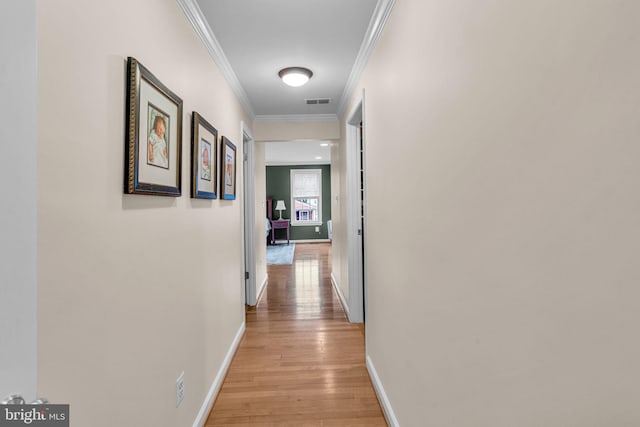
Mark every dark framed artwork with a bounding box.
[220,136,237,200]
[190,112,218,199]
[125,57,183,196]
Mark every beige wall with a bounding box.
[253,119,340,141]
[344,0,640,425]
[38,1,250,426]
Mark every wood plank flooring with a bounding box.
[205,243,386,426]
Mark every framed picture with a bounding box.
[220,136,237,200]
[125,57,183,196]
[190,112,218,199]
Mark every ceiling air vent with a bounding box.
[305,98,331,105]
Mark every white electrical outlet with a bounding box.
[176,371,185,407]
[315,226,320,232]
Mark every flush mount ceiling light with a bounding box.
[278,67,313,87]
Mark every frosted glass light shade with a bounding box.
[278,67,313,87]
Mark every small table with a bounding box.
[270,219,290,245]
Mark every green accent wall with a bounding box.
[266,165,331,241]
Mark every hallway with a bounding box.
[205,243,386,425]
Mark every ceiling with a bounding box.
[180,0,392,164]
[193,0,380,118]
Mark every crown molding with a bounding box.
[178,0,395,120]
[336,0,396,117]
[254,114,339,123]
[177,0,255,119]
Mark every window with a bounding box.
[291,169,322,226]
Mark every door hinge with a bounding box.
[245,271,249,280]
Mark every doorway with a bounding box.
[242,122,257,306]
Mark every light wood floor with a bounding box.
[205,243,386,426]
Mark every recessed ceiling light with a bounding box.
[320,143,329,147]
[315,156,322,160]
[278,67,313,87]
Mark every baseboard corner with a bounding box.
[366,354,400,427]
[330,272,350,319]
[192,321,246,427]
[256,275,268,304]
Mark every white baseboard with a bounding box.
[330,272,350,319]
[192,321,246,427]
[271,239,330,244]
[256,275,268,305]
[366,355,399,427]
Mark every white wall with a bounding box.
[38,1,250,425]
[0,0,38,403]
[329,142,345,302]
[345,0,640,425]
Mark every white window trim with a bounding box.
[290,169,322,227]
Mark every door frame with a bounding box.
[241,121,257,306]
[346,90,366,323]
